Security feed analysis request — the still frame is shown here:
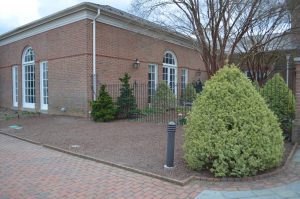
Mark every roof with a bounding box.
[0,2,194,48]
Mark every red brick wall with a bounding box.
[292,58,300,142]
[85,20,207,105]
[0,18,207,116]
[94,21,206,83]
[0,19,90,116]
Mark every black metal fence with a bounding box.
[101,82,202,125]
[99,69,295,129]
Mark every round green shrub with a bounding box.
[91,85,116,122]
[184,65,284,177]
[152,82,176,110]
[261,74,295,135]
[182,83,197,103]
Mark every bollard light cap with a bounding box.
[168,121,176,126]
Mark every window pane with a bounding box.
[148,64,157,103]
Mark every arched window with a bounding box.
[24,48,35,63]
[22,47,36,108]
[163,52,176,65]
[162,51,177,95]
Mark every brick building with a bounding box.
[0,2,206,117]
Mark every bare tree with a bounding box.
[131,0,294,78]
[234,32,291,84]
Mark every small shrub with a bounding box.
[117,73,138,118]
[152,82,176,110]
[261,74,296,136]
[184,65,284,177]
[91,85,116,122]
[182,83,197,103]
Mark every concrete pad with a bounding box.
[271,189,299,198]
[221,190,256,198]
[195,190,226,199]
[286,182,300,194]
[252,189,274,196]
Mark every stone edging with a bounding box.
[0,131,297,186]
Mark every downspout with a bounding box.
[92,8,101,101]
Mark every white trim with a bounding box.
[155,64,158,89]
[0,10,90,46]
[182,68,188,85]
[163,51,178,66]
[22,47,36,109]
[163,66,178,96]
[163,51,178,96]
[148,63,158,88]
[148,64,158,103]
[40,61,48,111]
[12,66,18,107]
[181,68,188,97]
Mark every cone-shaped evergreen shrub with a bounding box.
[261,74,295,134]
[152,82,176,110]
[184,65,284,177]
[117,73,138,118]
[91,85,116,122]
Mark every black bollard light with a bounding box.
[164,121,176,169]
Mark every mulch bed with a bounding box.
[0,114,294,181]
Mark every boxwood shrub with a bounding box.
[182,83,197,103]
[152,82,176,110]
[184,65,284,177]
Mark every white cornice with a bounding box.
[0,2,195,49]
[0,10,90,46]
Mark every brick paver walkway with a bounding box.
[1,134,300,199]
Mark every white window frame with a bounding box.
[163,51,178,96]
[148,64,158,103]
[40,61,48,111]
[12,66,18,107]
[22,47,36,109]
[181,68,188,93]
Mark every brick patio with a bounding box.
[0,134,300,199]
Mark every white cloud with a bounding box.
[0,0,133,35]
[0,0,40,31]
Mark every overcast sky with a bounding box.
[0,0,133,35]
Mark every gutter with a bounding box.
[92,8,101,101]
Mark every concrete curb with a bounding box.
[0,131,298,186]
